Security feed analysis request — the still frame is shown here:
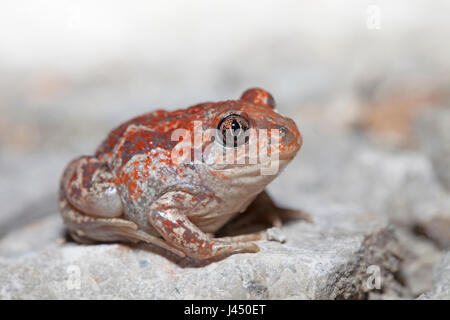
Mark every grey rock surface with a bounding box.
[419,251,450,299]
[0,205,402,299]
[395,228,444,297]
[414,106,450,192]
[269,122,450,231]
[412,106,450,248]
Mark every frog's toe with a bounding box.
[217,233,262,242]
[279,208,314,223]
[214,239,260,256]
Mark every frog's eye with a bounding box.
[217,114,250,147]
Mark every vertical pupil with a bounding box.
[231,119,240,135]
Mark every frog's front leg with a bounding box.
[148,192,260,260]
[252,190,313,226]
[59,156,185,257]
[218,190,313,237]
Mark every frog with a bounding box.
[59,88,307,260]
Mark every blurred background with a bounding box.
[0,1,449,297]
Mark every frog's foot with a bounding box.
[59,156,185,257]
[274,207,313,224]
[59,195,186,257]
[148,194,260,260]
[261,207,313,229]
[215,233,262,242]
[250,190,313,225]
[219,191,313,237]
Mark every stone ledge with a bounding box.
[0,204,402,299]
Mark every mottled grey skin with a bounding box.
[59,88,304,260]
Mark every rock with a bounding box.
[414,217,450,250]
[411,107,450,249]
[414,106,450,192]
[418,251,450,299]
[269,122,450,231]
[266,227,286,243]
[395,228,444,297]
[0,205,403,299]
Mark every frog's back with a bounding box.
[95,103,215,157]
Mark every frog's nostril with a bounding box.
[271,126,290,145]
[279,126,287,138]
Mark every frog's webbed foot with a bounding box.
[218,190,313,237]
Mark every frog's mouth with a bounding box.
[206,154,295,179]
[201,135,300,168]
[279,145,301,161]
